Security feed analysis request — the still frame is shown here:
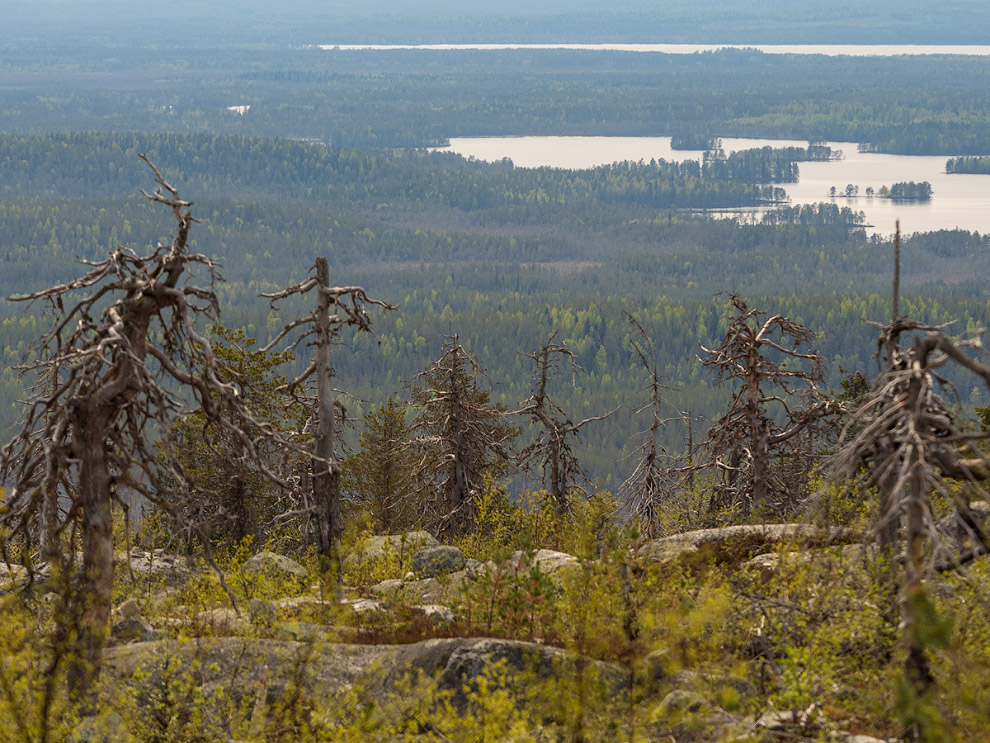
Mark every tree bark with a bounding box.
[39,485,61,565]
[312,257,342,595]
[903,445,934,741]
[67,410,114,713]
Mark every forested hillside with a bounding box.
[9,0,990,43]
[2,132,988,487]
[4,7,990,741]
[7,46,990,154]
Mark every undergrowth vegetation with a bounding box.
[2,484,990,742]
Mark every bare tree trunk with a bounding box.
[751,417,770,514]
[686,411,694,492]
[39,486,61,564]
[903,446,933,740]
[230,475,250,546]
[312,257,342,597]
[67,413,113,713]
[550,440,567,517]
[452,431,471,533]
[877,444,900,623]
[39,368,62,564]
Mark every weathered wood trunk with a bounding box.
[876,443,901,623]
[39,485,61,564]
[312,258,342,593]
[67,410,114,712]
[751,416,770,514]
[902,445,934,742]
[452,430,471,534]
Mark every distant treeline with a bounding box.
[761,202,865,226]
[7,48,990,155]
[701,145,837,184]
[946,156,990,174]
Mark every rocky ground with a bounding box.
[13,520,930,742]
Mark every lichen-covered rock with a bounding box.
[276,621,331,643]
[111,615,155,643]
[248,598,278,625]
[501,549,581,587]
[115,550,191,581]
[70,711,127,743]
[344,531,438,569]
[368,578,405,597]
[242,551,309,583]
[341,597,387,615]
[412,545,465,577]
[275,595,332,615]
[412,604,455,623]
[743,543,869,577]
[195,607,249,635]
[116,597,142,619]
[642,524,862,565]
[657,689,709,716]
[0,563,27,588]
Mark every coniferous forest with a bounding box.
[1,3,990,741]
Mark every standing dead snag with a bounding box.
[516,332,612,516]
[829,317,990,709]
[620,315,688,539]
[410,337,516,537]
[0,157,275,709]
[262,257,393,587]
[156,326,308,552]
[702,295,834,515]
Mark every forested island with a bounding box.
[2,3,990,741]
[882,181,934,200]
[946,155,990,173]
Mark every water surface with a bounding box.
[435,136,990,236]
[322,44,990,57]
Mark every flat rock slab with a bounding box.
[103,636,622,709]
[344,532,439,572]
[242,551,309,583]
[641,524,863,564]
[368,573,471,604]
[504,549,581,586]
[104,637,395,702]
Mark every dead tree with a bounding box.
[831,321,990,706]
[0,157,278,709]
[620,316,691,538]
[829,233,990,712]
[156,326,308,553]
[516,332,612,516]
[701,295,834,515]
[262,257,393,587]
[410,337,516,537]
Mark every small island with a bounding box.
[946,156,990,174]
[829,181,933,201]
[881,181,933,200]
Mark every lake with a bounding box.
[322,44,990,57]
[434,136,990,236]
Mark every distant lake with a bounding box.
[322,44,990,57]
[433,136,990,236]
